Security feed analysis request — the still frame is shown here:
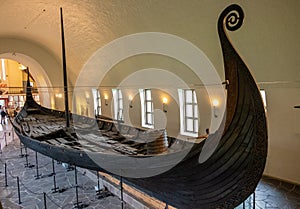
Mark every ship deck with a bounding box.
[14,113,192,156]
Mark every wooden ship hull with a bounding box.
[12,4,267,209]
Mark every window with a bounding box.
[1,59,6,81]
[139,89,154,128]
[178,89,198,136]
[112,89,124,121]
[92,89,101,116]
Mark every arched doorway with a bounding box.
[0,53,53,109]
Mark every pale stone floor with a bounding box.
[0,123,299,209]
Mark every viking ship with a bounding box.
[12,4,267,209]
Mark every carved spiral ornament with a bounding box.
[223,4,244,31]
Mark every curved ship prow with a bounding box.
[12,4,268,209]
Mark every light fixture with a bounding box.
[55,93,63,98]
[129,95,133,108]
[85,93,90,104]
[18,64,27,70]
[212,99,219,118]
[162,97,168,113]
[104,94,108,106]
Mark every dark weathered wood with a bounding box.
[60,8,70,128]
[11,4,267,209]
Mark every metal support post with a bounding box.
[120,176,124,209]
[253,192,255,209]
[17,176,21,204]
[35,152,41,179]
[51,159,59,193]
[24,147,29,167]
[11,129,14,141]
[4,132,7,146]
[75,166,79,206]
[5,163,8,187]
[96,171,100,194]
[19,141,25,158]
[73,165,83,208]
[43,192,47,209]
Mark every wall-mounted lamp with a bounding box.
[55,93,63,98]
[129,95,133,108]
[163,97,168,113]
[18,64,27,70]
[104,94,108,106]
[212,99,219,118]
[85,93,90,104]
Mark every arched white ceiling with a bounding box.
[0,0,299,84]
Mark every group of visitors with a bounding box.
[0,105,21,125]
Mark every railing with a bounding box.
[6,86,38,94]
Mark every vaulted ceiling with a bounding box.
[0,0,299,87]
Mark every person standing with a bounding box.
[0,105,2,124]
[1,106,7,124]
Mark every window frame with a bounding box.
[112,89,124,121]
[92,88,101,116]
[139,89,154,128]
[178,89,199,137]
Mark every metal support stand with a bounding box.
[165,203,169,209]
[4,132,7,146]
[120,176,124,209]
[5,163,8,187]
[17,176,21,204]
[34,152,41,179]
[51,159,59,193]
[253,192,255,209]
[73,166,84,208]
[19,142,25,158]
[243,201,245,209]
[75,166,80,206]
[96,171,101,194]
[24,147,34,168]
[43,192,47,209]
[24,147,29,167]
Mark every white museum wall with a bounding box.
[262,85,300,184]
